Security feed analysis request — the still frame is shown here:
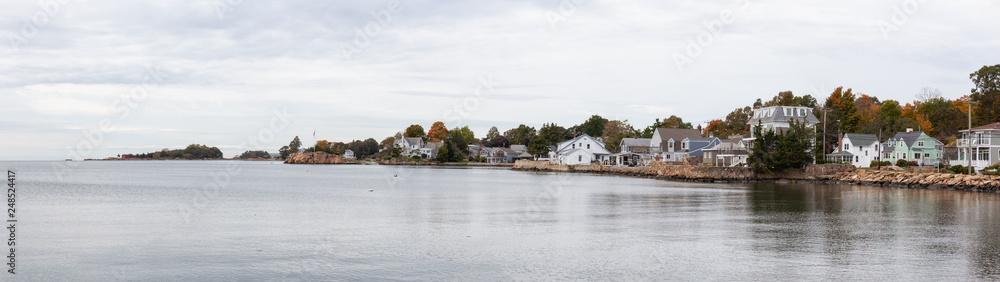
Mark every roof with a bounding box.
[654,128,702,142]
[890,131,925,148]
[404,137,423,146]
[844,133,878,147]
[826,150,854,157]
[423,142,444,150]
[703,139,746,151]
[510,145,528,152]
[558,133,606,148]
[684,137,718,143]
[746,106,820,125]
[620,138,652,147]
[961,122,1000,132]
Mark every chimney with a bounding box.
[906,128,913,133]
[838,133,844,152]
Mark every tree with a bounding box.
[452,126,476,145]
[483,126,501,147]
[640,115,693,138]
[427,121,448,142]
[315,140,332,153]
[289,136,302,154]
[855,94,881,134]
[279,146,291,159]
[916,87,943,102]
[764,91,817,107]
[824,86,861,134]
[748,119,815,174]
[576,115,608,137]
[538,123,571,146]
[528,135,550,155]
[503,124,537,145]
[404,124,426,139]
[920,97,965,139]
[436,130,468,162]
[380,136,396,150]
[601,120,638,153]
[970,64,1000,126]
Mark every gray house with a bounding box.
[956,122,1000,171]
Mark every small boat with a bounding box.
[64,158,72,161]
[368,188,374,192]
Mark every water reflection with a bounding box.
[747,183,1000,279]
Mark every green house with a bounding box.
[880,130,944,166]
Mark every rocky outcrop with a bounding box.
[513,160,1000,192]
[284,152,357,164]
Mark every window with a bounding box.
[799,109,806,116]
[786,108,793,116]
[924,153,930,158]
[914,153,920,159]
[884,153,890,159]
[665,154,671,159]
[918,141,924,147]
[578,155,582,162]
[587,144,590,149]
[844,144,850,151]
[865,151,868,156]
[572,144,575,149]
[682,142,687,149]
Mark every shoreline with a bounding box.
[512,160,1000,193]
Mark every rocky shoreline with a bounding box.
[284,152,358,164]
[512,160,1000,193]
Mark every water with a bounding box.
[5,161,1000,281]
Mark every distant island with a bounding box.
[109,144,225,160]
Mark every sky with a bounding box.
[2,0,998,160]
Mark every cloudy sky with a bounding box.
[2,0,998,160]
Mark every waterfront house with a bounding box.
[650,128,703,162]
[614,138,653,166]
[551,134,611,165]
[702,136,748,166]
[745,105,819,149]
[421,141,444,159]
[510,145,528,154]
[681,137,721,158]
[480,147,516,163]
[825,133,880,167]
[394,137,425,157]
[343,149,356,160]
[880,129,943,167]
[955,122,1000,171]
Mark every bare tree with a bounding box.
[916,87,942,101]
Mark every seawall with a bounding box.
[513,160,1000,193]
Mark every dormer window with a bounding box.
[587,144,590,149]
[786,108,793,116]
[799,109,806,116]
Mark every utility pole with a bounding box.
[967,101,978,174]
[822,109,830,159]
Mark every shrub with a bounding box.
[869,160,891,167]
[895,159,908,167]
[947,165,969,174]
[906,161,919,167]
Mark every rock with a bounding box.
[284,152,356,164]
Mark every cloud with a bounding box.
[2,0,999,160]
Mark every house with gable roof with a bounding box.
[550,133,611,165]
[650,128,704,162]
[880,129,943,167]
[825,133,880,167]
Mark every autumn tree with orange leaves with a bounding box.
[427,121,448,142]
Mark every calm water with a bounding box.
[4,160,1000,281]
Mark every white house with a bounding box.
[650,128,703,162]
[343,149,356,159]
[745,105,820,149]
[825,133,880,167]
[551,134,611,165]
[956,121,1000,171]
